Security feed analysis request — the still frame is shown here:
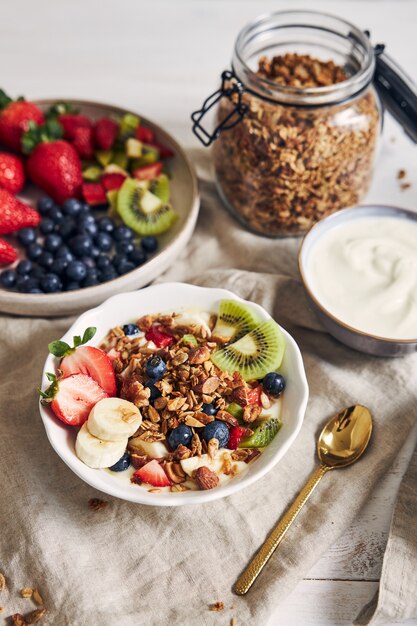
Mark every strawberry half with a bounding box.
[246,385,263,407]
[72,126,94,160]
[81,182,107,206]
[101,173,126,191]
[42,373,108,427]
[148,141,174,159]
[0,152,25,193]
[0,238,17,265]
[0,188,40,235]
[58,114,92,141]
[135,126,155,144]
[133,459,171,487]
[133,161,163,181]
[228,426,248,450]
[60,345,116,396]
[0,90,44,152]
[145,325,174,348]
[94,118,119,151]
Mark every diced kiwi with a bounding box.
[126,138,143,158]
[227,402,244,420]
[117,178,177,235]
[240,417,282,448]
[182,334,198,347]
[150,174,170,204]
[112,151,129,170]
[118,113,140,141]
[211,319,285,381]
[212,299,262,344]
[130,145,160,169]
[83,166,102,181]
[96,150,113,167]
[107,189,119,211]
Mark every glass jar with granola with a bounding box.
[193,11,382,237]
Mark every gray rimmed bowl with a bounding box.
[298,205,417,357]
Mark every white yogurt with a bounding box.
[307,216,417,340]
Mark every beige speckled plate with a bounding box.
[0,99,199,317]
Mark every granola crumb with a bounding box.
[20,588,33,599]
[148,488,161,493]
[209,601,225,612]
[400,182,412,191]
[397,168,407,179]
[0,573,5,591]
[26,608,47,624]
[0,606,4,613]
[231,618,237,626]
[32,590,43,606]
[88,498,108,511]
[11,615,27,626]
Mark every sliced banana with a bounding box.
[128,437,170,458]
[75,423,127,469]
[88,398,142,442]
[173,310,212,336]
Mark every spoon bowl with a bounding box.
[318,405,373,468]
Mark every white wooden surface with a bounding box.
[2,1,417,624]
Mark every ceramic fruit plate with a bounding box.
[39,283,309,507]
[0,100,199,317]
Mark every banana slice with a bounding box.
[173,310,212,336]
[128,437,170,458]
[75,423,127,469]
[88,398,142,442]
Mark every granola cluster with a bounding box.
[213,53,380,236]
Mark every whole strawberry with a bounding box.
[0,188,40,235]
[0,238,17,265]
[0,152,25,193]
[0,89,44,152]
[23,120,82,204]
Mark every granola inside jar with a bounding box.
[209,11,382,237]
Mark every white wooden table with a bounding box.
[2,1,416,623]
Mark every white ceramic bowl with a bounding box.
[39,283,309,506]
[0,100,199,317]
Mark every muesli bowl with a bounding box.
[39,283,309,506]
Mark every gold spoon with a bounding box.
[234,405,372,595]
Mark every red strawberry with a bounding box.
[0,188,40,235]
[60,346,116,396]
[135,126,155,144]
[149,141,174,159]
[72,126,94,160]
[228,426,248,450]
[27,139,82,204]
[81,182,107,206]
[58,114,92,141]
[101,172,126,191]
[133,460,171,487]
[133,161,163,181]
[145,325,174,348]
[0,152,25,193]
[0,91,44,152]
[247,385,263,407]
[0,238,17,265]
[43,373,108,427]
[94,118,119,151]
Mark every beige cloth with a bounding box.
[1,150,417,625]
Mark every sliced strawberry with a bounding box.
[148,141,174,159]
[228,426,248,450]
[72,126,94,160]
[145,325,174,348]
[58,114,92,141]
[60,346,116,396]
[101,172,126,191]
[247,385,263,407]
[94,118,119,151]
[81,182,107,207]
[0,238,17,264]
[50,373,108,426]
[135,126,155,144]
[133,161,163,181]
[134,459,171,487]
[0,188,40,235]
[0,152,25,193]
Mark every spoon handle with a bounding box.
[234,463,330,595]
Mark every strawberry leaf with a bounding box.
[47,327,97,359]
[82,327,97,344]
[48,340,71,358]
[0,89,13,110]
[21,118,64,154]
[45,101,79,120]
[38,370,62,403]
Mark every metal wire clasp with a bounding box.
[191,70,248,146]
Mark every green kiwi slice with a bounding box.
[240,417,282,448]
[211,319,285,381]
[212,299,261,343]
[117,178,177,235]
[150,174,170,204]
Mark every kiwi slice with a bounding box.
[96,150,113,167]
[83,166,102,181]
[150,174,170,204]
[240,417,282,448]
[117,178,177,235]
[211,319,285,381]
[212,299,261,344]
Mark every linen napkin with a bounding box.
[1,149,417,626]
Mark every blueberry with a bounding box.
[262,372,286,397]
[78,215,98,237]
[16,275,39,293]
[66,260,87,281]
[37,196,54,215]
[202,403,217,416]
[62,198,83,216]
[80,256,96,269]
[40,273,62,293]
[97,216,115,233]
[27,242,43,261]
[145,380,161,402]
[55,247,74,263]
[70,234,93,257]
[116,241,134,255]
[52,256,69,277]
[115,258,135,275]
[96,254,111,270]
[167,424,193,450]
[129,247,147,266]
[96,232,113,252]
[202,421,230,448]
[65,281,80,291]
[38,251,54,269]
[112,253,126,267]
[78,202,91,215]
[31,265,46,280]
[0,269,17,288]
[99,267,118,282]
[141,236,158,254]
[109,452,131,472]
[39,218,54,235]
[28,287,43,294]
[90,245,100,258]
[48,206,64,223]
[83,274,99,287]
[44,233,63,253]
[17,228,37,246]
[113,225,134,241]
[123,323,139,336]
[57,217,76,239]
[145,355,166,380]
[16,259,33,276]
